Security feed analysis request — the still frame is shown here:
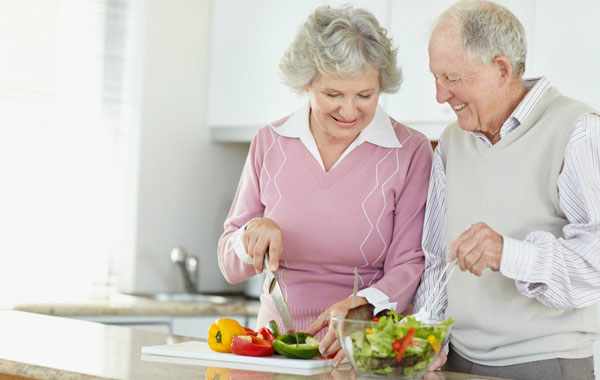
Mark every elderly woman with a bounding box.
[217,5,432,365]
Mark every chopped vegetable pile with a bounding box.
[207,319,320,360]
[345,310,453,376]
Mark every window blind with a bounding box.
[0,0,136,304]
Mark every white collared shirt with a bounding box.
[273,102,402,171]
[413,76,600,320]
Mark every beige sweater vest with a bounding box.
[443,88,599,365]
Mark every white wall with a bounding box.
[120,0,600,296]
[119,0,249,294]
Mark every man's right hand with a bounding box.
[243,218,283,273]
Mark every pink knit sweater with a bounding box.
[217,109,432,336]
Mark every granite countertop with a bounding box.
[0,310,511,380]
[11,292,260,318]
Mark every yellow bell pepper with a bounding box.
[207,318,247,353]
[428,335,441,352]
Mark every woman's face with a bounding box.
[307,68,381,144]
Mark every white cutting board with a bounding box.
[141,341,333,371]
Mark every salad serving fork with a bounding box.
[413,261,456,322]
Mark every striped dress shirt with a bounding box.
[413,76,600,320]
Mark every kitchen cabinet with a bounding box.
[208,0,599,142]
[76,315,251,339]
[73,315,171,334]
[207,0,397,142]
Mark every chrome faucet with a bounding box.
[170,247,199,293]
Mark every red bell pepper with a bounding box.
[244,327,257,336]
[231,335,274,357]
[258,327,276,343]
[318,350,339,360]
[395,327,417,362]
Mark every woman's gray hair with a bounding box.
[279,5,402,94]
[435,0,527,77]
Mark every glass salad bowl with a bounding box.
[332,312,453,379]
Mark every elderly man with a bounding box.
[412,1,600,380]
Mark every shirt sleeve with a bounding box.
[229,222,254,265]
[412,137,449,321]
[217,134,266,284]
[357,287,398,314]
[368,138,433,313]
[499,113,600,309]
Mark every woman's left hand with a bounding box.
[304,296,368,367]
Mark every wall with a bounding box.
[119,0,249,294]
[208,0,600,142]
[120,0,600,296]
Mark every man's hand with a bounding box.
[243,218,283,273]
[427,351,447,371]
[447,222,503,276]
[304,296,368,367]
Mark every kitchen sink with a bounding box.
[151,293,241,304]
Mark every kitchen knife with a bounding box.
[263,254,296,334]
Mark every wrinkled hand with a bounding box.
[423,369,446,380]
[447,222,503,276]
[243,218,283,273]
[426,351,447,372]
[304,297,368,367]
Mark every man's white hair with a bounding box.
[434,0,527,77]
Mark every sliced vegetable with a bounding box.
[258,327,276,343]
[392,339,402,352]
[347,310,454,376]
[395,327,417,361]
[428,335,441,352]
[272,332,320,359]
[267,320,280,338]
[231,335,274,357]
[243,327,257,336]
[207,318,247,353]
[318,350,339,360]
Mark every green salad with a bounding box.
[346,311,453,376]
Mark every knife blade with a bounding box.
[263,253,295,334]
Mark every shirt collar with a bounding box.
[273,102,402,148]
[510,76,552,124]
[469,76,552,144]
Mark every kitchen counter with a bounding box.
[0,310,512,380]
[11,292,259,318]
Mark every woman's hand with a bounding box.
[304,296,368,367]
[243,218,283,273]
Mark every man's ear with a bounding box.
[492,55,513,86]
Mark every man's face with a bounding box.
[428,24,506,135]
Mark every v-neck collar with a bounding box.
[272,102,402,171]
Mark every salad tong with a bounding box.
[413,261,456,322]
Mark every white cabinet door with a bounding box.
[207,0,392,140]
[207,0,321,130]
[208,1,597,142]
